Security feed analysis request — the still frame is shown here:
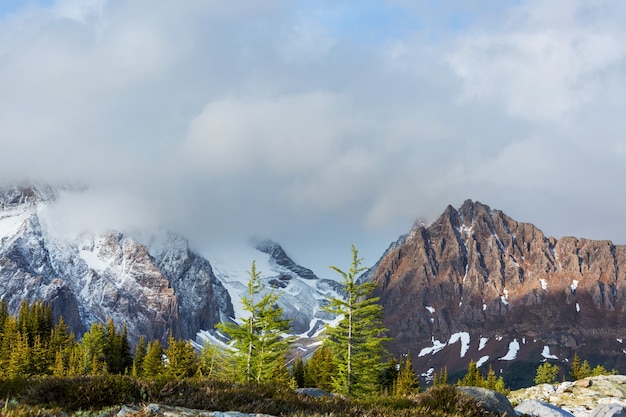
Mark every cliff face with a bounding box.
[0,184,233,346]
[370,200,626,384]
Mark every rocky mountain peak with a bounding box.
[0,183,59,208]
[369,200,626,388]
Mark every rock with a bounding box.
[509,375,626,417]
[295,387,334,398]
[116,404,277,417]
[515,399,575,417]
[368,199,626,384]
[116,405,141,416]
[457,386,517,416]
[587,403,626,417]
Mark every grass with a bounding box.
[0,377,501,417]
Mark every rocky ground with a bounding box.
[509,375,626,416]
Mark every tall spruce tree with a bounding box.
[303,345,336,391]
[217,261,294,383]
[323,245,390,397]
[395,352,420,396]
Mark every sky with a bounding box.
[1,0,626,277]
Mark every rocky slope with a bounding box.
[368,199,626,387]
[0,184,234,345]
[0,184,340,348]
[510,375,626,416]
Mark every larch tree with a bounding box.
[217,260,294,384]
[395,352,420,396]
[322,245,390,397]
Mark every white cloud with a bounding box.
[447,1,626,121]
[1,0,626,273]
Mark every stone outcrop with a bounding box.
[515,399,575,417]
[369,200,626,385]
[509,375,626,416]
[456,386,517,416]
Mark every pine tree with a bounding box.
[304,345,336,391]
[534,362,559,384]
[132,336,147,378]
[570,353,592,380]
[323,245,391,397]
[292,354,305,388]
[434,367,448,386]
[395,352,420,396]
[165,333,199,378]
[143,340,165,378]
[460,360,483,387]
[79,323,107,375]
[104,319,132,374]
[200,342,236,381]
[217,261,294,383]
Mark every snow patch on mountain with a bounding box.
[499,339,520,361]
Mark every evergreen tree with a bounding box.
[7,332,30,378]
[323,245,391,397]
[143,340,165,378]
[304,345,337,391]
[165,333,199,378]
[434,367,448,386]
[217,261,294,383]
[570,353,592,380]
[395,352,420,396]
[132,336,147,378]
[534,362,560,384]
[460,360,482,387]
[292,354,305,388]
[200,342,236,381]
[79,323,107,375]
[103,319,132,374]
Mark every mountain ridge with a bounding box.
[368,199,626,387]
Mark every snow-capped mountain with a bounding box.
[0,184,342,348]
[202,238,344,339]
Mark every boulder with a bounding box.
[587,403,626,417]
[515,399,575,417]
[457,386,517,416]
[295,387,334,398]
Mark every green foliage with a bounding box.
[413,384,497,416]
[217,260,294,384]
[434,367,449,386]
[569,353,617,380]
[291,354,305,388]
[303,344,337,391]
[165,332,199,378]
[0,375,500,417]
[132,335,146,378]
[142,340,165,378]
[79,323,108,375]
[457,362,508,394]
[323,245,391,397]
[199,342,236,381]
[395,352,420,396]
[534,362,560,384]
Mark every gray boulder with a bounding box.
[295,387,334,398]
[588,403,626,417]
[457,386,517,416]
[515,399,575,417]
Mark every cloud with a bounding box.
[1,0,626,273]
[447,0,626,121]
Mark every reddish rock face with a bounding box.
[370,200,626,384]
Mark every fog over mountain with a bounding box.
[1,1,626,272]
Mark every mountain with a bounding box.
[368,199,626,388]
[0,184,340,348]
[0,184,234,345]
